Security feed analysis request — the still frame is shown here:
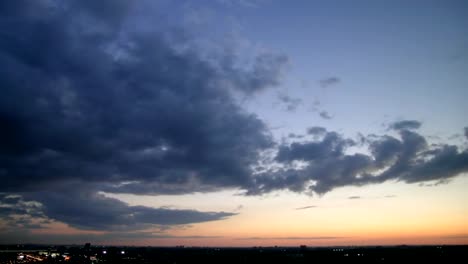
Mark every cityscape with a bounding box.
[1,244,467,263]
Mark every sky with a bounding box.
[0,0,467,246]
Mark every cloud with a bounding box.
[0,0,286,231]
[319,111,333,120]
[278,93,302,111]
[348,196,360,199]
[29,191,235,231]
[288,133,304,139]
[384,195,397,198]
[276,132,354,163]
[0,194,49,230]
[307,126,327,136]
[247,124,468,195]
[319,77,340,88]
[0,0,284,192]
[220,52,289,95]
[448,134,462,140]
[1,192,234,232]
[390,120,422,131]
[465,127,468,140]
[0,194,44,218]
[295,205,317,210]
[1,1,467,240]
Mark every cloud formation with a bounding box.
[0,0,285,230]
[277,93,302,111]
[33,191,234,230]
[0,194,49,230]
[1,0,467,240]
[248,125,468,195]
[1,192,235,231]
[307,126,327,136]
[319,77,340,88]
[319,111,333,120]
[276,132,353,163]
[389,120,422,131]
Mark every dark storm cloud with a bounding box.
[319,77,340,88]
[389,120,422,131]
[319,111,333,120]
[248,124,468,195]
[0,0,284,192]
[0,0,287,229]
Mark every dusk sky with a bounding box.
[1,0,467,246]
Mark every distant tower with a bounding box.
[84,243,91,262]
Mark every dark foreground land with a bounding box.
[1,244,467,263]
